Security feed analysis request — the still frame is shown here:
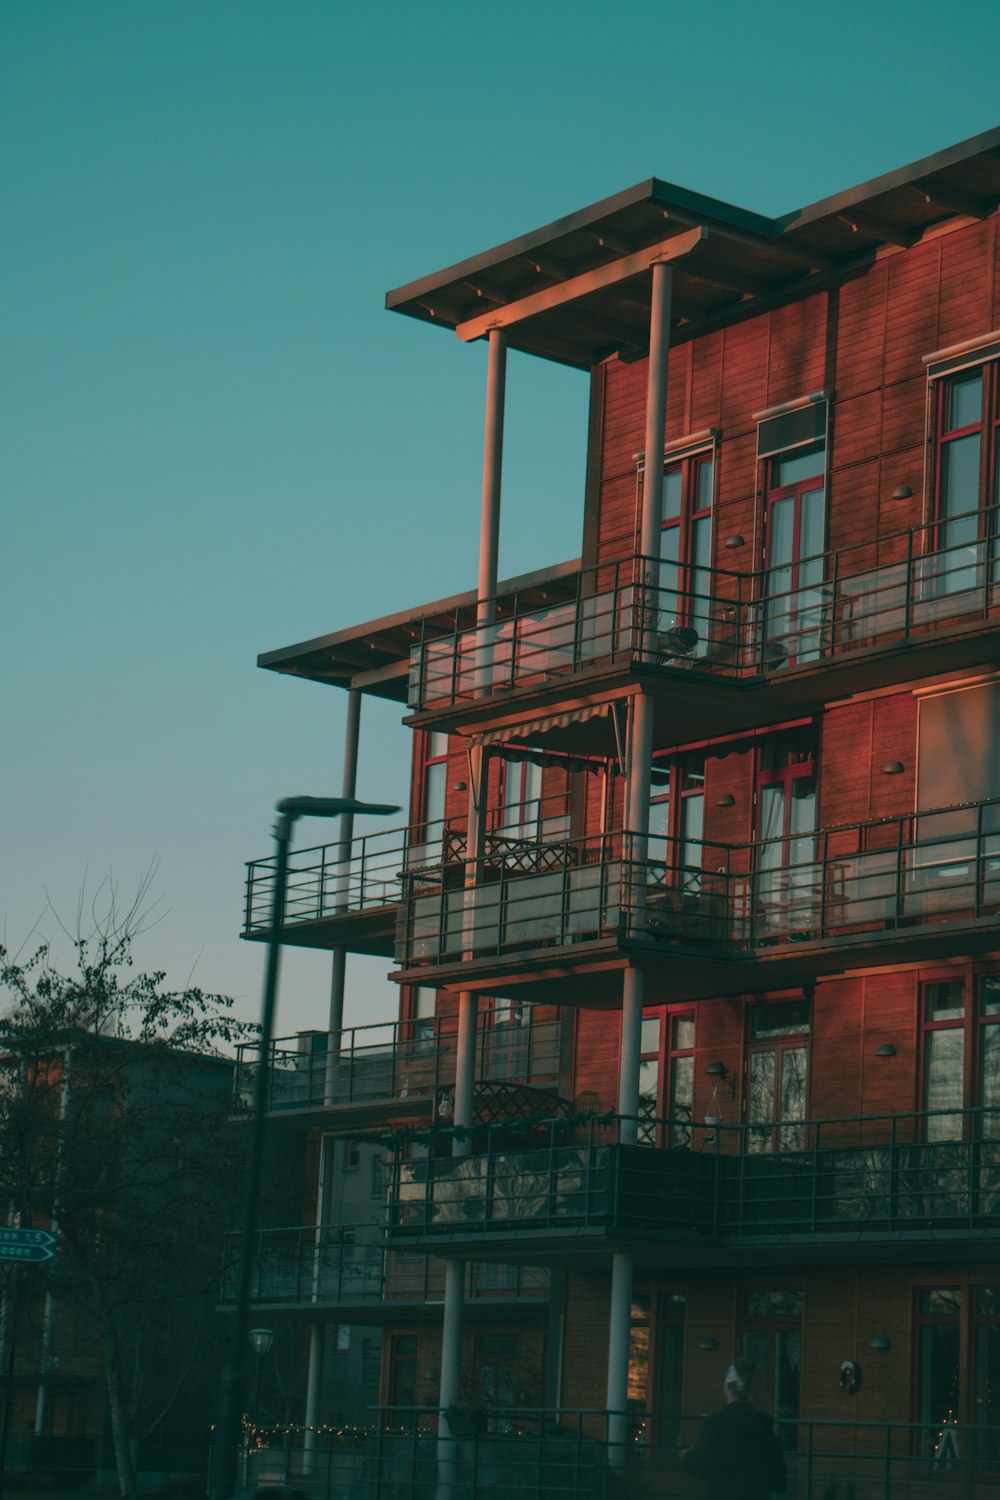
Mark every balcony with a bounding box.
[242,818,465,955]
[396,799,1000,1002]
[234,1014,563,1125]
[219,1223,550,1313]
[390,1106,1000,1263]
[407,515,1000,741]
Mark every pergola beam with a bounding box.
[456,227,707,342]
[836,210,913,248]
[911,178,994,219]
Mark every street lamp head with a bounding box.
[248,1328,274,1357]
[275,796,401,818]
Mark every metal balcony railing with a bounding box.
[243,818,465,936]
[234,1019,453,1114]
[407,511,1000,710]
[235,1412,1000,1500]
[397,798,1000,967]
[219,1224,550,1308]
[390,1105,1000,1243]
[234,1015,563,1115]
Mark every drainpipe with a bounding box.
[607,263,673,1468]
[438,329,507,1493]
[327,688,362,1058]
[304,690,363,1466]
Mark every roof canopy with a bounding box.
[386,126,1000,369]
[258,557,581,699]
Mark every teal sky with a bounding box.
[4,0,1000,1035]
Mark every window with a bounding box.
[974,1288,1000,1460]
[748,997,810,1154]
[411,985,437,1046]
[913,1283,1000,1459]
[499,756,543,839]
[754,732,817,936]
[758,401,828,667]
[637,1009,695,1147]
[475,1333,520,1428]
[740,1290,802,1445]
[915,1288,961,1459]
[657,450,715,656]
[648,751,705,892]
[479,998,532,1083]
[919,973,1000,1140]
[926,358,1000,597]
[419,731,449,831]
[387,1332,419,1423]
[627,1290,687,1448]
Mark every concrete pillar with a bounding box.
[607,265,673,1467]
[303,1321,324,1472]
[437,330,506,1491]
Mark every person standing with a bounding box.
[682,1359,787,1500]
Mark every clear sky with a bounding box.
[3,0,1000,1038]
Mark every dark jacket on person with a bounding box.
[682,1399,787,1500]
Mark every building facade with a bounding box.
[238,128,1000,1496]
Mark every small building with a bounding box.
[239,125,1000,1496]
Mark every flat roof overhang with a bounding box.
[258,556,581,698]
[386,126,1000,368]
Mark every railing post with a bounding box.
[975,800,985,917]
[894,816,906,927]
[889,1113,898,1231]
[904,527,915,640]
[509,587,519,689]
[828,547,840,658]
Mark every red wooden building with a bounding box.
[236,127,1000,1497]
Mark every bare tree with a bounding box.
[0,887,252,1500]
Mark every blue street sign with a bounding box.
[0,1228,57,1262]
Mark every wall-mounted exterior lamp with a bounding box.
[869,1335,891,1351]
[881,761,905,775]
[890,485,913,501]
[875,1043,897,1058]
[698,1337,718,1351]
[436,1089,455,1121]
[706,1061,737,1097]
[716,793,736,807]
[725,535,745,549]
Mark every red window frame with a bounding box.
[658,451,715,618]
[933,370,987,532]
[754,734,816,849]
[649,750,706,882]
[417,730,449,833]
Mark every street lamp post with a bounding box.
[245,1328,274,1485]
[213,796,399,1500]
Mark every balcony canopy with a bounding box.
[258,556,581,698]
[386,126,1000,369]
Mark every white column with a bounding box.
[303,1322,324,1472]
[477,328,507,627]
[437,330,506,1493]
[607,265,673,1467]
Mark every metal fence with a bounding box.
[234,1409,1000,1499]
